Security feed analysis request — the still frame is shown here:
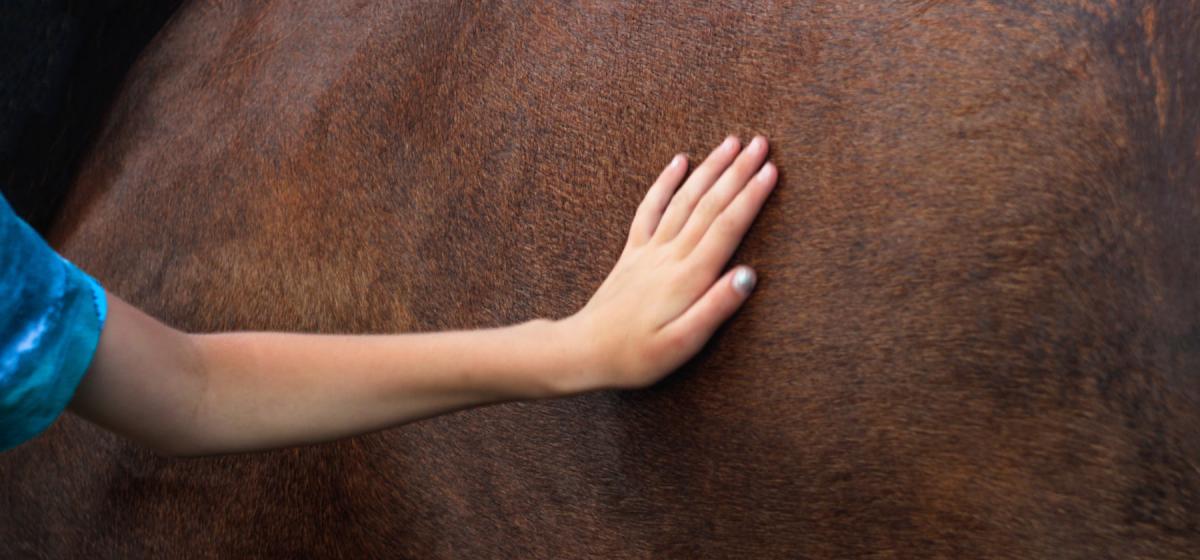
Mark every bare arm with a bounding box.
[69,136,778,457]
[71,299,574,456]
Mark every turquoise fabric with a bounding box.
[1,194,107,451]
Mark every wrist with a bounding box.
[535,314,606,398]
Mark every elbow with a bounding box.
[147,335,221,458]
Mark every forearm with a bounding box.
[188,319,574,454]
[72,294,580,457]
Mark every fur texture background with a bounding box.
[0,0,182,232]
[1,1,1197,558]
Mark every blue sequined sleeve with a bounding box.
[1,194,107,451]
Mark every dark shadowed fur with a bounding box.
[2,1,1198,558]
[0,0,182,233]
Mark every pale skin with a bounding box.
[68,135,778,457]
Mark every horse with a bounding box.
[3,1,1197,557]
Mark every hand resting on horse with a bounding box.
[67,136,778,456]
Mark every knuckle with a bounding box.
[659,198,682,220]
[652,331,689,365]
[693,196,719,220]
[667,321,703,353]
[672,188,697,209]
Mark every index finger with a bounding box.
[690,161,778,271]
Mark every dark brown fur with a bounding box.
[2,1,1198,557]
[0,0,183,232]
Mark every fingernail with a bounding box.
[722,136,738,151]
[670,154,684,168]
[756,162,775,180]
[733,267,757,295]
[748,136,764,153]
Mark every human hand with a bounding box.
[557,136,777,392]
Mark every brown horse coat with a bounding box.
[3,1,1198,557]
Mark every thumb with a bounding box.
[657,265,756,358]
